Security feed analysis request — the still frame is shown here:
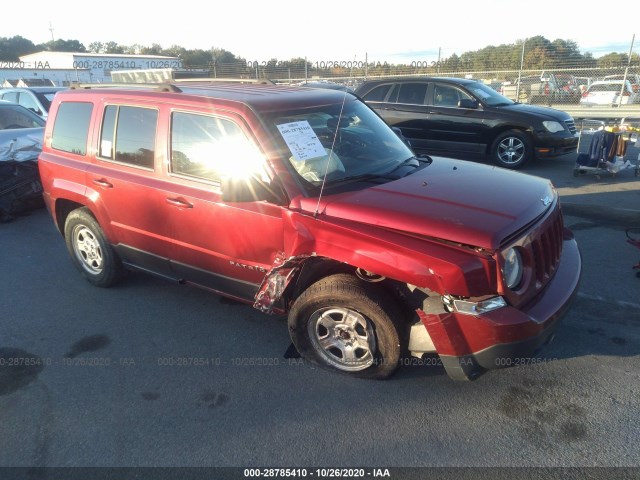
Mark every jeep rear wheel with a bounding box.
[288,274,404,379]
[64,208,123,287]
[491,130,532,169]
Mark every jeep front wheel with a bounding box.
[490,130,532,169]
[288,274,404,379]
[64,208,123,287]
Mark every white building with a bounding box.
[0,51,182,86]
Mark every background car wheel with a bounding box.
[288,274,405,379]
[64,207,123,287]
[490,130,532,169]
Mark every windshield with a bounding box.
[467,82,514,106]
[266,99,414,188]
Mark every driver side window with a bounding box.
[434,85,471,107]
[170,112,264,183]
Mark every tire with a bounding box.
[490,130,532,169]
[288,274,405,379]
[64,207,123,287]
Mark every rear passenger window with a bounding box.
[100,105,157,169]
[397,83,427,105]
[362,84,394,102]
[51,102,93,155]
[170,112,252,183]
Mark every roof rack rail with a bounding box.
[69,82,183,93]
[173,78,275,85]
[68,78,274,92]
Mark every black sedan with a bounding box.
[355,77,578,169]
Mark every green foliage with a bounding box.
[597,52,640,68]
[0,36,38,61]
[41,39,87,53]
[0,35,637,76]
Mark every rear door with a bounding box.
[362,81,432,151]
[86,102,176,278]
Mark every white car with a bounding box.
[580,80,639,106]
[603,74,640,92]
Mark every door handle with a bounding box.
[166,197,193,208]
[92,178,113,188]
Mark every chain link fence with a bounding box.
[179,39,640,112]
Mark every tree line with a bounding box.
[1,34,638,73]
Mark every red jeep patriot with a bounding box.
[38,81,581,380]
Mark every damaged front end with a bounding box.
[253,252,315,313]
[0,129,45,222]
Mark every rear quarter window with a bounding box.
[51,102,93,155]
[362,84,394,102]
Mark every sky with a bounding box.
[3,1,637,63]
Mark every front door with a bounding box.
[161,110,284,301]
[425,83,487,155]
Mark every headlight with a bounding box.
[543,121,565,133]
[502,247,523,289]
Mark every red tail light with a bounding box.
[544,84,550,95]
[623,90,631,96]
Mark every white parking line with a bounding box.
[577,291,640,310]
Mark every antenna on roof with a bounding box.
[313,56,357,219]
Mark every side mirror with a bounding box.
[458,99,479,109]
[221,175,276,203]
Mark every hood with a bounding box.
[500,102,572,121]
[297,157,555,250]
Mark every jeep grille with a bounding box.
[530,208,563,287]
[504,203,564,308]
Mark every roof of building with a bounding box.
[20,51,179,60]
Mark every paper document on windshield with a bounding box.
[277,121,326,161]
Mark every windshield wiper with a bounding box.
[383,156,420,175]
[383,154,432,176]
[325,155,432,187]
[327,173,398,186]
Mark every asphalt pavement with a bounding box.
[0,149,639,479]
[542,156,640,225]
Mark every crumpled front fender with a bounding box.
[253,252,314,314]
